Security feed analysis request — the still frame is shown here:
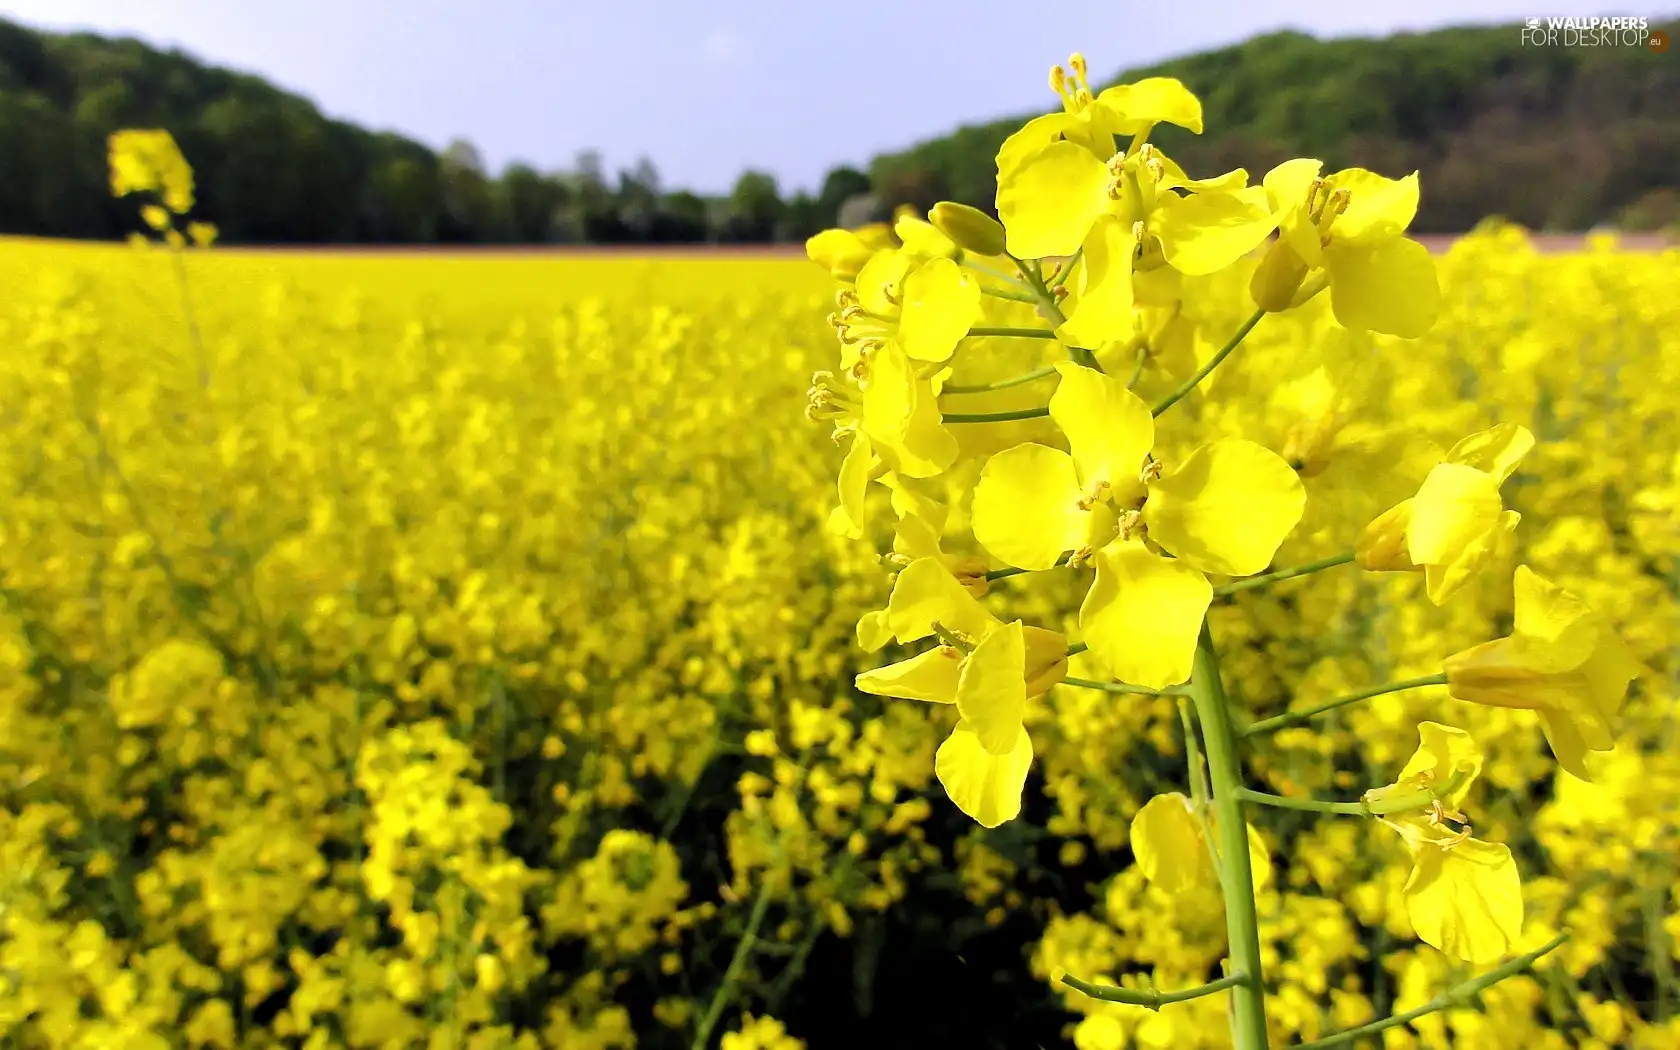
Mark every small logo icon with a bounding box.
[1652,29,1671,52]
[1526,17,1541,28]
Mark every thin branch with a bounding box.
[1294,933,1570,1049]
[1061,675,1188,697]
[1151,308,1265,417]
[1061,970,1248,1009]
[1242,674,1449,739]
[1215,551,1356,597]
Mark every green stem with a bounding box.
[943,365,1059,394]
[1062,675,1186,697]
[1065,641,1088,657]
[1151,308,1265,417]
[943,405,1051,423]
[1186,623,1269,1049]
[1179,697,1225,884]
[1062,970,1248,1008]
[169,244,210,388]
[1242,673,1449,739]
[961,258,1033,286]
[1294,932,1570,1050]
[1235,768,1469,817]
[1048,249,1082,290]
[1127,344,1147,389]
[1010,254,1070,327]
[1179,699,1211,810]
[692,862,780,1050]
[966,326,1058,340]
[979,285,1040,305]
[1215,551,1357,596]
[1012,252,1105,373]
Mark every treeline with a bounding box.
[0,16,881,244]
[872,22,1680,234]
[2,17,1678,244]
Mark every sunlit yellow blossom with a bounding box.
[855,558,1066,826]
[1357,422,1532,604]
[1255,159,1441,337]
[1369,722,1522,964]
[1444,566,1640,780]
[971,364,1303,685]
[108,128,195,214]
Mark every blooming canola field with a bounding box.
[0,206,1678,1049]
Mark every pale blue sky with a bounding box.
[0,0,1611,194]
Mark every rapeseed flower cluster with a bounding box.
[0,112,1673,1050]
[806,55,1666,1049]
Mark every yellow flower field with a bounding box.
[0,223,1677,1049]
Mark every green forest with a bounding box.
[1,15,1677,244]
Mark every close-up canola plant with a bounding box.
[1,51,1679,1050]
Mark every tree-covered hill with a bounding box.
[0,15,833,244]
[2,16,1677,243]
[870,23,1680,233]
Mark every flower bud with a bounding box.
[946,555,990,599]
[1249,237,1309,312]
[929,202,1008,258]
[1356,499,1419,572]
[895,213,960,259]
[805,228,877,281]
[1022,626,1070,698]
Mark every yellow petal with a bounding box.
[1023,626,1071,697]
[1262,158,1323,215]
[1056,214,1138,348]
[935,721,1033,828]
[1535,707,1606,783]
[886,557,996,644]
[856,610,893,652]
[855,647,962,704]
[1153,187,1277,277]
[956,621,1028,755]
[1394,721,1483,809]
[1512,565,1594,652]
[827,431,874,540]
[995,112,1078,180]
[1245,823,1272,892]
[996,141,1112,259]
[1402,838,1523,965]
[1406,463,1501,569]
[1048,362,1153,498]
[1327,168,1420,243]
[1092,78,1204,135]
[806,228,877,279]
[1445,424,1535,484]
[882,472,947,529]
[1423,508,1518,606]
[892,511,944,561]
[1079,541,1211,689]
[1143,439,1306,577]
[862,343,956,478]
[854,250,912,317]
[1575,623,1640,726]
[971,444,1090,570]
[894,214,959,259]
[1131,792,1216,894]
[1325,237,1440,339]
[900,257,980,363]
[1158,158,1249,194]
